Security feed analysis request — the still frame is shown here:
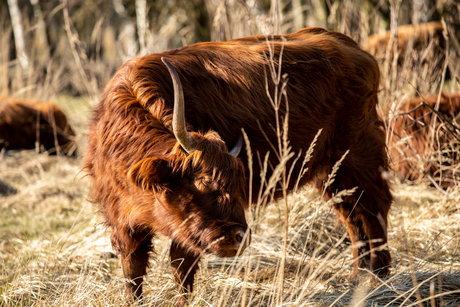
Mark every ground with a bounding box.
[1,141,459,306]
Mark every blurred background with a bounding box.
[1,0,459,100]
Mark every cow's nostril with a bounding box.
[235,230,245,244]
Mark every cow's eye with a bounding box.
[195,176,217,192]
[201,177,213,186]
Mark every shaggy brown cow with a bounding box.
[363,21,445,63]
[385,92,460,187]
[84,27,392,305]
[0,96,77,156]
[363,22,448,89]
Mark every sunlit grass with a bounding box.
[1,148,460,305]
[1,0,460,306]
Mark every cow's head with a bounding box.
[127,57,250,258]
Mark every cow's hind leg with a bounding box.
[335,200,391,278]
[339,209,372,275]
[170,240,201,307]
[112,229,153,304]
[325,119,393,278]
[322,163,392,278]
[362,208,391,277]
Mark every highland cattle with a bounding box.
[0,96,76,156]
[386,92,460,187]
[84,27,393,305]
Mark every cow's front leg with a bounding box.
[113,230,153,305]
[170,240,201,306]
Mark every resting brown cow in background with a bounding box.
[84,27,392,305]
[385,92,460,187]
[0,96,77,156]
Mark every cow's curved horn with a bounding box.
[229,134,243,157]
[161,57,196,154]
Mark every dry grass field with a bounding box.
[1,0,460,306]
[1,131,460,306]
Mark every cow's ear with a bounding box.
[127,157,172,191]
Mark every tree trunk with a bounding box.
[30,0,50,63]
[7,0,29,69]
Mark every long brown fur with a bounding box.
[0,96,77,156]
[385,92,460,187]
[84,27,393,305]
